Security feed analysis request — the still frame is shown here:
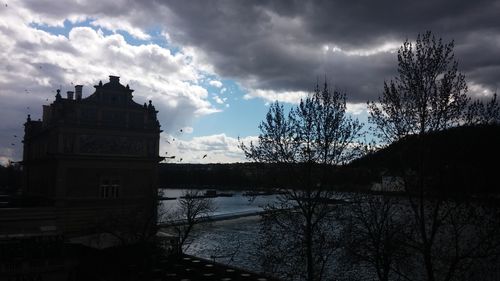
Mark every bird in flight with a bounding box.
[202,154,207,159]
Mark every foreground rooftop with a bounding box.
[157,254,278,281]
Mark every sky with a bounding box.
[1,0,499,164]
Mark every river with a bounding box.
[158,188,277,218]
[158,188,274,272]
[158,188,500,281]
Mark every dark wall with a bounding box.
[0,163,22,194]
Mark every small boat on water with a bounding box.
[205,190,233,197]
[180,190,233,199]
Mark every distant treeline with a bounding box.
[160,125,500,195]
[349,124,500,195]
[0,163,22,194]
[2,125,498,195]
[158,162,375,191]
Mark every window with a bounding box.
[100,178,121,198]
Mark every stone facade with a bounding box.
[22,76,162,237]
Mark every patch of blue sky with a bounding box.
[29,19,300,141]
[191,77,369,142]
[29,18,93,37]
[197,74,229,92]
[190,79,270,138]
[143,26,182,55]
[190,96,269,138]
[30,19,183,54]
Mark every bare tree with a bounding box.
[0,161,23,195]
[342,194,410,281]
[242,82,363,281]
[368,31,468,144]
[466,93,500,125]
[99,202,159,246]
[93,189,159,248]
[367,31,500,281]
[168,190,216,253]
[209,231,243,264]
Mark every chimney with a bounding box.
[66,91,74,100]
[75,85,83,100]
[109,75,120,84]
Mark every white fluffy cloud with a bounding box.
[0,3,220,162]
[160,133,257,163]
[209,80,223,88]
[89,18,151,40]
[213,95,226,104]
[244,89,308,104]
[346,103,368,115]
[468,81,496,99]
[4,0,497,165]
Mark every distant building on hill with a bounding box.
[12,75,162,241]
[371,175,405,192]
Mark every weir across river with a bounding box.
[158,209,267,227]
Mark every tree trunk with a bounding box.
[306,218,314,281]
[424,246,436,281]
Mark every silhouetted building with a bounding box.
[21,76,162,238]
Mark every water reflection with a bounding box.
[158,189,273,272]
[186,216,262,271]
[158,188,277,220]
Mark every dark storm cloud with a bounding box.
[455,32,500,90]
[19,0,500,100]
[157,0,500,101]
[271,0,499,47]
[23,0,154,23]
